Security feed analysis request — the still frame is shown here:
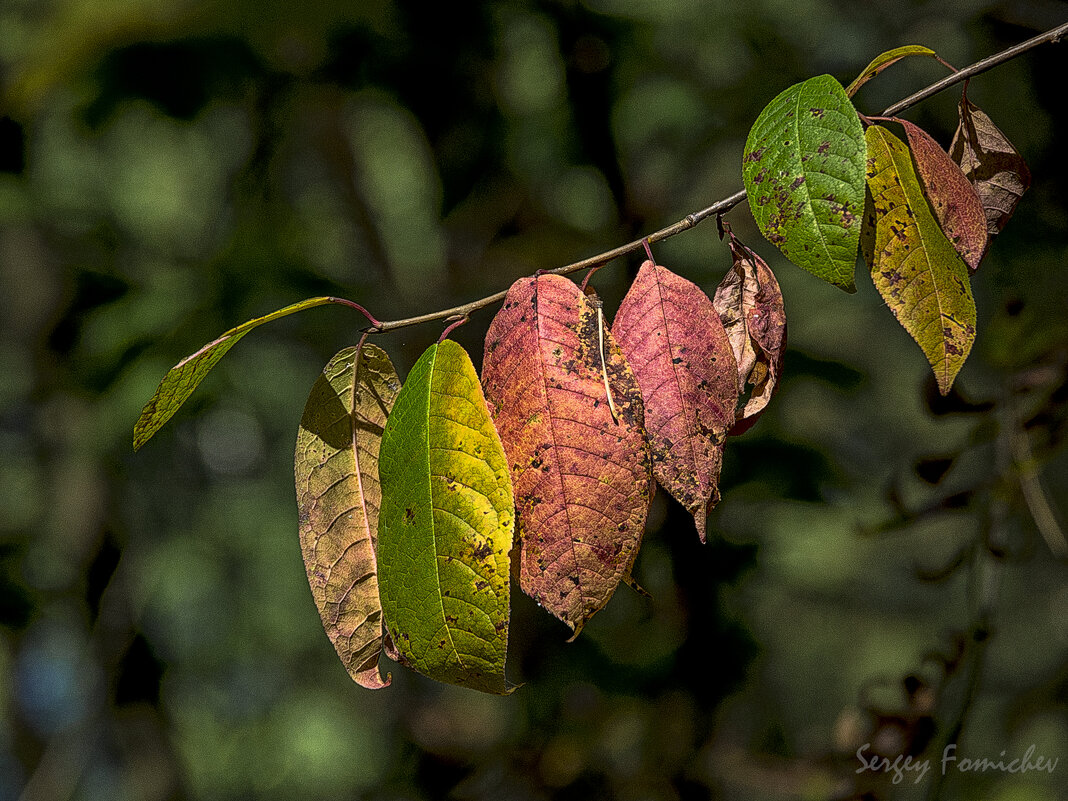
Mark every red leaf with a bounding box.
[482,275,652,636]
[612,260,738,541]
[713,234,787,434]
[896,118,988,273]
[949,94,1031,239]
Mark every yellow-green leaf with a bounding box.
[863,125,976,394]
[846,45,938,97]
[377,339,514,694]
[295,343,401,689]
[133,296,337,450]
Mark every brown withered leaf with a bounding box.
[481,274,652,637]
[612,260,738,541]
[896,118,988,273]
[713,233,787,435]
[295,343,401,689]
[949,93,1031,239]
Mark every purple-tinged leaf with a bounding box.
[612,260,738,541]
[896,117,988,273]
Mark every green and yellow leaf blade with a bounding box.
[376,339,514,694]
[846,45,938,97]
[863,125,976,394]
[133,296,337,450]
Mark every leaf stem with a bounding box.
[351,22,1067,335]
[438,315,469,343]
[327,296,383,328]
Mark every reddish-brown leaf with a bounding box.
[612,260,738,542]
[949,94,1031,240]
[713,234,787,435]
[481,274,652,636]
[896,118,988,273]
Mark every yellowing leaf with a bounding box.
[845,45,938,97]
[376,339,514,694]
[133,296,338,450]
[295,344,400,689]
[481,275,652,636]
[863,125,976,394]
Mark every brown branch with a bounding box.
[366,21,1068,335]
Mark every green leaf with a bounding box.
[376,339,514,694]
[742,75,866,292]
[295,343,401,689]
[862,125,976,395]
[845,45,938,97]
[133,296,337,450]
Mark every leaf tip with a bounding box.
[354,668,393,690]
[693,509,708,544]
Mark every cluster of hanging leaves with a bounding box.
[742,51,1029,393]
[132,46,1029,694]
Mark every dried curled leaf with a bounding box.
[295,343,400,689]
[482,274,651,636]
[949,93,1031,238]
[377,339,515,694]
[863,125,976,395]
[612,261,738,541]
[713,234,787,435]
[896,117,988,273]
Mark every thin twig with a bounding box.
[1012,423,1068,558]
[361,22,1068,335]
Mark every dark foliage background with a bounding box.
[1,2,1066,800]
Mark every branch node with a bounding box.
[641,238,654,263]
[438,314,469,343]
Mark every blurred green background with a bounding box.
[2,1,1066,800]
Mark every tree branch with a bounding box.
[366,21,1068,335]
